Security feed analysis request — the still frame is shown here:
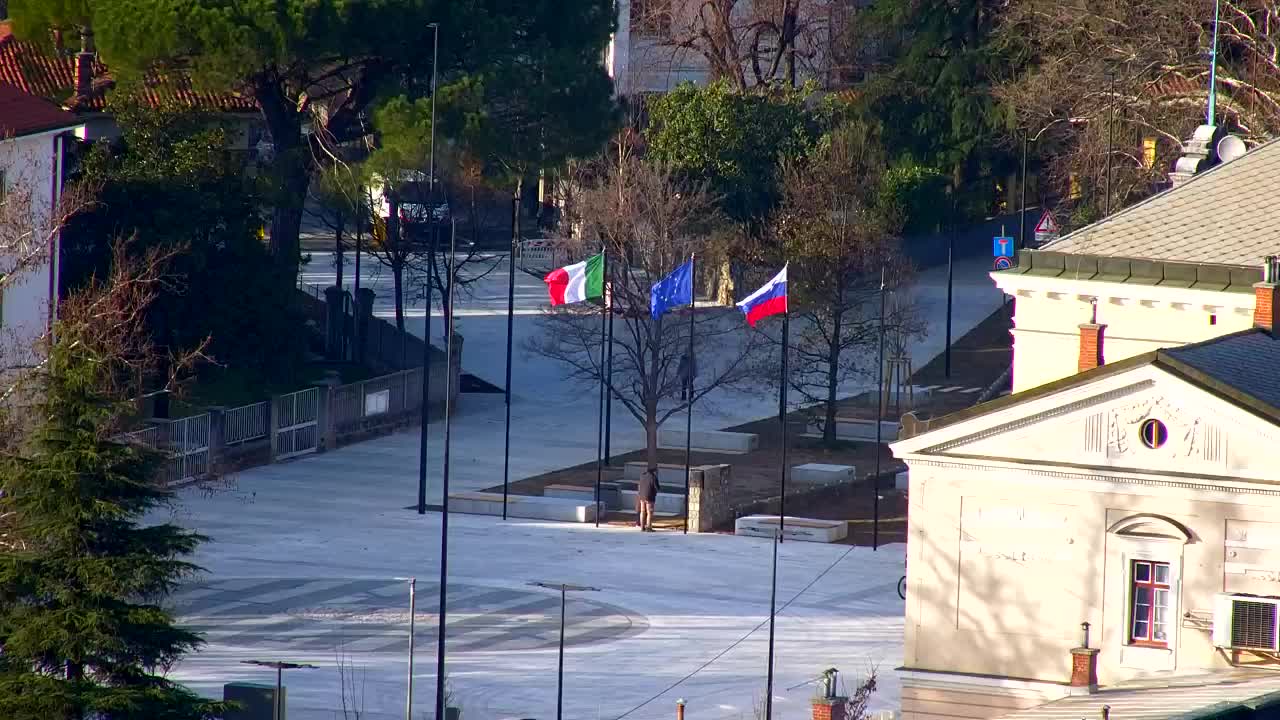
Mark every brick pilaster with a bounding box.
[1255,283,1279,331]
[812,698,847,720]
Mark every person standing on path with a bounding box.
[678,352,696,401]
[638,467,659,531]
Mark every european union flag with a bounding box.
[650,259,694,320]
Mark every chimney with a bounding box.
[1255,255,1280,331]
[1078,300,1105,373]
[74,27,94,100]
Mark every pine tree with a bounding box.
[0,327,222,720]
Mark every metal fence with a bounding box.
[224,401,269,446]
[164,414,210,485]
[330,367,423,434]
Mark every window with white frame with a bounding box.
[1130,560,1172,646]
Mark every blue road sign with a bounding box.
[993,236,1015,258]
[994,256,1014,271]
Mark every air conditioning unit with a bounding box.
[1213,593,1280,651]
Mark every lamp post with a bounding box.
[530,582,600,720]
[241,659,319,720]
[416,21,440,515]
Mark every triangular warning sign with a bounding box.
[1034,209,1059,235]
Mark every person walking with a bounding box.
[638,467,659,532]
[678,352,696,401]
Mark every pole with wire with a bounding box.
[683,254,696,534]
[873,265,887,551]
[764,530,780,720]
[594,248,608,528]
[434,220,457,720]
[1018,132,1028,250]
[502,190,518,520]
[416,22,440,515]
[778,308,790,543]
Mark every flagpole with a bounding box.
[595,247,608,528]
[502,192,518,520]
[434,219,457,720]
[778,307,790,544]
[604,293,615,465]
[683,254,696,535]
[873,264,886,551]
[764,529,779,720]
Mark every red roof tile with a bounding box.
[0,22,257,115]
[0,84,81,138]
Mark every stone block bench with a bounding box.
[734,515,849,543]
[619,489,686,515]
[450,491,597,523]
[791,463,856,486]
[804,418,900,442]
[544,484,596,501]
[658,428,759,454]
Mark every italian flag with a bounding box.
[544,253,604,306]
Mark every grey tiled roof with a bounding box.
[1042,136,1280,267]
[1162,329,1280,409]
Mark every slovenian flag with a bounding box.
[544,253,604,306]
[737,265,788,327]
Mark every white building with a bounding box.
[0,84,83,368]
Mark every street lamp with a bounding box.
[416,20,441,515]
[241,659,319,720]
[529,581,600,720]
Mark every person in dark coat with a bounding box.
[637,467,659,531]
[678,352,696,401]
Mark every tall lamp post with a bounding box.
[530,582,600,720]
[416,21,440,515]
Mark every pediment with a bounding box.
[906,366,1280,480]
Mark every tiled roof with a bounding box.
[1041,135,1280,268]
[0,84,82,138]
[0,23,257,114]
[1163,329,1280,409]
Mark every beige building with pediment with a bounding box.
[892,132,1280,720]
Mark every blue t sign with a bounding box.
[993,236,1014,258]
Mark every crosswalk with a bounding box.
[170,577,648,656]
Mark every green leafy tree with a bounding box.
[646,80,817,226]
[0,255,221,720]
[850,0,1020,201]
[9,0,619,277]
[63,94,307,394]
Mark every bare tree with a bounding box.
[306,162,365,291]
[633,0,838,89]
[527,155,763,469]
[768,122,923,446]
[996,0,1280,223]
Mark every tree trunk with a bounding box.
[254,79,309,278]
[716,258,735,305]
[645,403,659,471]
[392,260,405,332]
[335,208,346,290]
[823,300,844,447]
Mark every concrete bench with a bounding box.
[619,489,686,515]
[734,515,848,543]
[658,428,759,454]
[792,463,856,486]
[544,484,596,501]
[450,491,597,523]
[804,418,900,442]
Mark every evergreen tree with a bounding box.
[0,322,220,719]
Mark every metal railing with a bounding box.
[330,367,423,433]
[273,387,319,459]
[224,401,269,446]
